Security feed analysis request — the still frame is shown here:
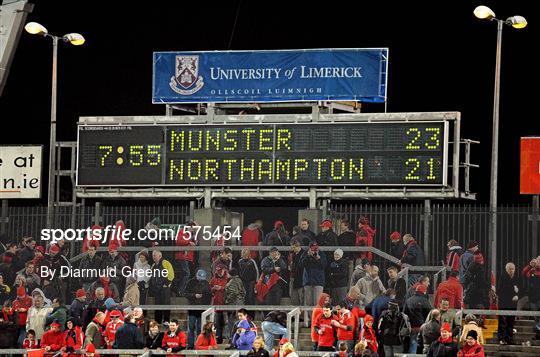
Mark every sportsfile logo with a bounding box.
[40,225,241,243]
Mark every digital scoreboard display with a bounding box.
[76,122,448,187]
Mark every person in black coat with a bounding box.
[463,252,490,309]
[238,249,260,305]
[328,249,349,304]
[113,314,145,349]
[288,239,306,307]
[497,262,521,344]
[427,322,458,357]
[246,336,270,357]
[338,220,356,260]
[184,269,212,349]
[145,320,164,349]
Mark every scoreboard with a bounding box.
[76,121,449,187]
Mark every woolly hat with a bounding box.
[76,289,86,298]
[110,310,121,318]
[390,231,401,241]
[279,338,289,346]
[441,322,452,332]
[35,245,45,254]
[49,244,60,254]
[320,219,333,228]
[415,284,427,294]
[50,320,61,328]
[466,330,478,340]
[85,343,96,353]
[274,220,284,229]
[334,249,344,259]
[196,269,207,281]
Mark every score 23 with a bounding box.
[406,127,440,150]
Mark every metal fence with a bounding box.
[330,203,539,275]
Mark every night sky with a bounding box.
[0,0,537,204]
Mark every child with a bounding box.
[335,342,348,357]
[22,329,39,349]
[359,315,378,353]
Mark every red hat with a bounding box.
[110,310,121,318]
[17,287,26,297]
[364,314,374,324]
[415,284,427,294]
[76,289,86,298]
[35,245,45,254]
[320,219,333,228]
[474,253,484,265]
[49,244,60,254]
[390,231,401,241]
[85,343,96,353]
[441,322,452,332]
[279,338,289,346]
[274,220,284,229]
[50,321,61,328]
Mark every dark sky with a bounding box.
[0,0,537,204]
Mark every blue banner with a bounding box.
[153,49,388,104]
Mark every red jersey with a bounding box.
[194,333,217,350]
[175,229,195,262]
[12,295,33,327]
[41,329,65,352]
[104,320,124,348]
[336,310,356,341]
[210,276,228,305]
[162,330,187,354]
[314,313,338,347]
[22,339,39,349]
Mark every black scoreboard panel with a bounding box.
[77,122,448,186]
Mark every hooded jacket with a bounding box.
[41,327,65,351]
[310,293,330,342]
[63,322,84,355]
[434,276,463,309]
[45,303,68,330]
[26,289,53,339]
[457,341,485,357]
[241,223,263,260]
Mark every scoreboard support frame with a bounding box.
[72,111,476,205]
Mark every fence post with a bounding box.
[0,200,7,235]
[94,201,102,225]
[423,199,432,263]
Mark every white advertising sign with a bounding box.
[0,145,42,199]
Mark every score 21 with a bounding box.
[405,127,441,182]
[98,145,162,167]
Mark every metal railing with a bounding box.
[286,307,301,348]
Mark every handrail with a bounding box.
[0,349,333,356]
[201,306,215,324]
[433,265,448,293]
[286,307,301,348]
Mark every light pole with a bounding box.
[24,22,85,228]
[473,6,527,279]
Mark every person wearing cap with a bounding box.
[62,317,84,356]
[261,310,288,354]
[79,245,103,292]
[378,299,411,356]
[458,330,485,357]
[246,335,270,356]
[185,268,211,348]
[360,314,378,353]
[45,297,68,331]
[315,219,338,250]
[463,251,490,309]
[277,341,299,357]
[390,231,405,260]
[426,322,459,357]
[13,286,33,346]
[404,283,432,353]
[264,221,290,257]
[32,245,46,270]
[133,250,151,305]
[459,241,479,283]
[84,343,99,357]
[41,319,65,352]
[300,242,327,307]
[329,249,348,304]
[459,314,484,346]
[104,309,124,348]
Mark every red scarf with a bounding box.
[438,335,453,344]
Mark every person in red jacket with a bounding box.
[41,320,65,352]
[195,321,218,352]
[22,329,39,349]
[162,319,187,355]
[356,216,375,263]
[458,330,485,357]
[446,240,463,272]
[13,286,33,346]
[103,310,124,349]
[62,318,84,356]
[242,221,263,261]
[310,293,330,350]
[314,303,338,351]
[174,224,196,296]
[360,314,378,353]
[434,270,463,309]
[82,225,102,253]
[332,303,356,353]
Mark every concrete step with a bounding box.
[484,344,540,353]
